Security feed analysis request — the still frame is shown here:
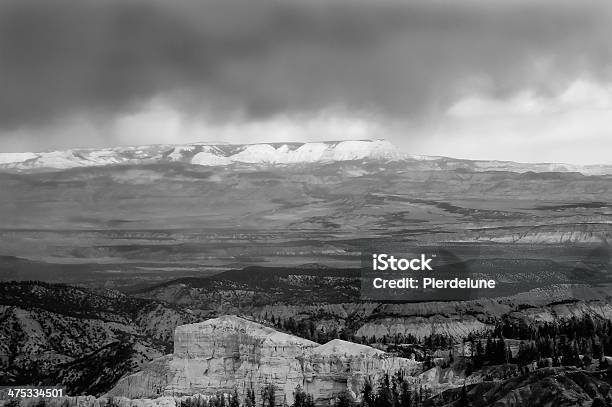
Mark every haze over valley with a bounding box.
[1,140,610,290]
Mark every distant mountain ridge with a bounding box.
[0,140,398,171]
[1,139,612,175]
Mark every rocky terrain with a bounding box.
[0,281,202,393]
[2,275,610,395]
[107,315,421,404]
[128,262,612,343]
[427,367,612,407]
[1,279,612,406]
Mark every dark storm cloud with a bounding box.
[1,0,611,131]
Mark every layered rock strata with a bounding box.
[107,316,419,404]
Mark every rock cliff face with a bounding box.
[107,316,420,404]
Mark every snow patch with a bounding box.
[28,150,88,169]
[231,144,280,163]
[191,150,232,166]
[0,152,38,164]
[168,145,196,161]
[201,140,398,165]
[330,140,396,161]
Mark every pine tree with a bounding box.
[230,388,240,407]
[375,374,393,407]
[245,387,256,407]
[362,380,375,407]
[292,385,314,407]
[398,381,412,407]
[334,391,353,407]
[262,384,276,407]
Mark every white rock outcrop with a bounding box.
[107,316,420,404]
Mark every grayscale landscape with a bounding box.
[1,0,612,406]
[1,140,611,406]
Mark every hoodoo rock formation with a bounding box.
[107,316,420,404]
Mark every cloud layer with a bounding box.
[0,0,611,162]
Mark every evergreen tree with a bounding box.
[292,385,314,407]
[374,374,393,407]
[361,380,375,407]
[398,381,412,407]
[230,388,240,407]
[334,391,353,407]
[245,387,256,407]
[262,384,276,407]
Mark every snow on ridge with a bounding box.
[191,151,232,166]
[228,142,329,164]
[0,140,400,169]
[0,152,38,165]
[230,144,280,163]
[23,150,87,169]
[3,140,611,174]
[192,139,398,166]
[330,140,397,161]
[168,145,196,161]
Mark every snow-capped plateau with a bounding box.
[0,140,399,171]
[0,139,611,175]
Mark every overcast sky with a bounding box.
[1,0,611,164]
